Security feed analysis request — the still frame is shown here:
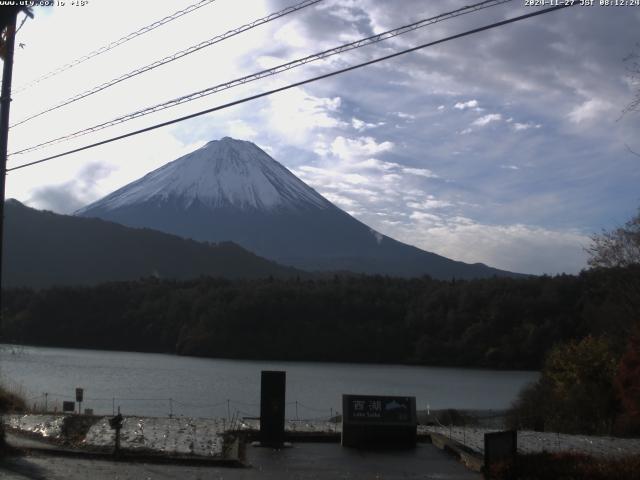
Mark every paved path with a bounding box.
[1,442,481,479]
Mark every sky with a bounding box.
[5,0,640,275]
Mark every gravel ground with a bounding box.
[422,426,640,457]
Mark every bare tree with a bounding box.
[623,44,640,117]
[623,44,640,157]
[587,209,640,268]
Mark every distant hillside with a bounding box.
[2,200,302,288]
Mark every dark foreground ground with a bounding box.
[1,433,480,480]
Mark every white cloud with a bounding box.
[296,165,370,185]
[353,158,400,171]
[513,122,542,131]
[409,211,442,223]
[330,136,394,160]
[323,192,359,208]
[568,98,612,123]
[472,114,502,127]
[394,219,589,275]
[264,87,344,145]
[351,117,381,131]
[273,21,308,48]
[226,120,257,139]
[402,167,438,178]
[454,100,479,110]
[407,196,453,210]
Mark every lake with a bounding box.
[0,344,538,419]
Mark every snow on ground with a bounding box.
[84,416,226,457]
[239,418,341,434]
[7,414,639,459]
[4,414,65,439]
[421,426,640,458]
[5,414,226,457]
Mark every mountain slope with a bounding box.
[77,137,522,279]
[3,199,302,288]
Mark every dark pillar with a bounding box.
[0,9,18,334]
[259,370,286,446]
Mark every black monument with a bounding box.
[259,370,286,446]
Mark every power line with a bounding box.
[10,0,323,129]
[7,4,575,173]
[10,0,511,156]
[12,0,219,94]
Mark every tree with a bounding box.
[586,210,640,324]
[508,336,620,434]
[616,336,640,420]
[587,209,640,268]
[623,44,640,156]
[622,44,640,117]
[543,336,619,434]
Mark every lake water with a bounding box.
[0,344,538,419]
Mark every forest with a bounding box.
[1,265,637,370]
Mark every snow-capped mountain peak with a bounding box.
[77,137,330,213]
[76,137,519,280]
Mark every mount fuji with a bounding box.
[76,137,519,279]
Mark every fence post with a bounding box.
[169,398,173,418]
[227,399,231,422]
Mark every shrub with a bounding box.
[0,384,27,413]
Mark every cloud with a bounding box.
[513,122,541,131]
[454,100,479,110]
[330,136,394,160]
[472,114,502,127]
[227,120,258,139]
[263,87,345,145]
[409,211,442,223]
[27,162,115,214]
[407,195,453,209]
[28,186,86,214]
[402,167,438,178]
[352,158,401,171]
[394,217,590,275]
[351,117,383,131]
[568,98,613,123]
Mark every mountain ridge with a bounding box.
[3,199,303,288]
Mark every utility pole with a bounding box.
[0,10,18,333]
